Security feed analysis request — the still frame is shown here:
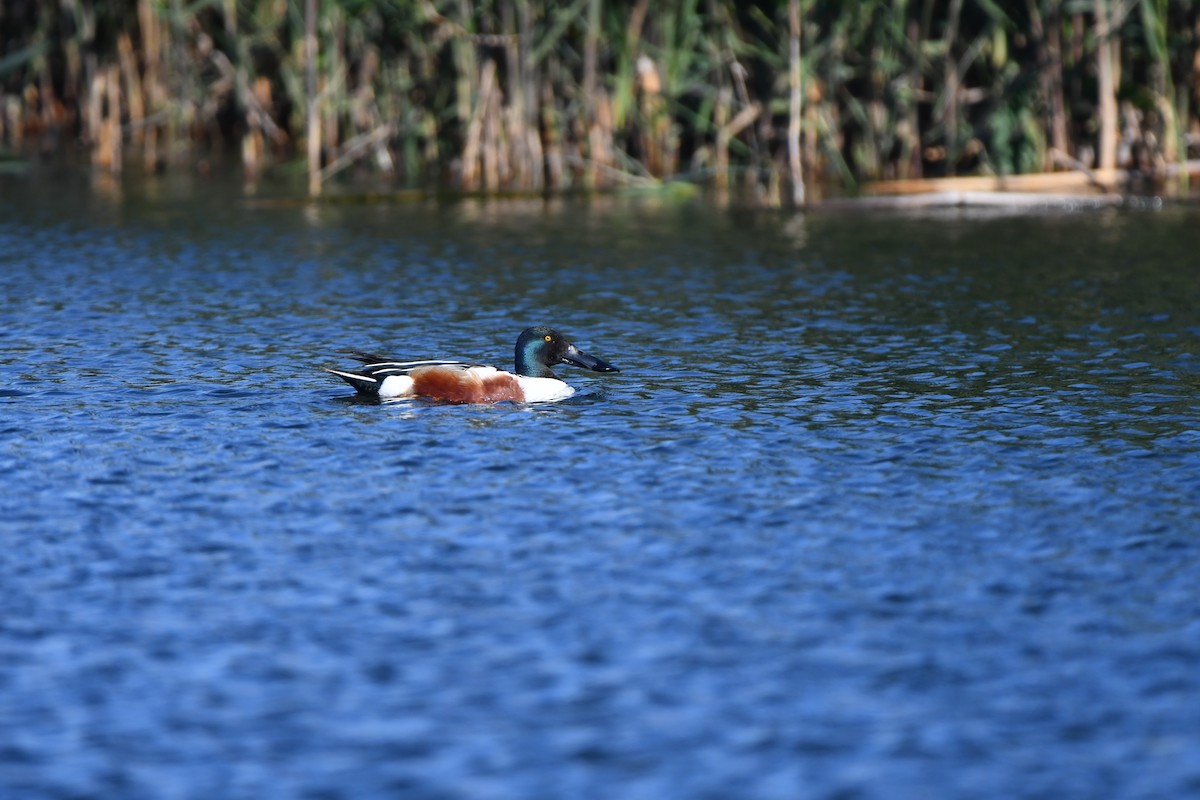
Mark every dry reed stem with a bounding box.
[305,0,320,197]
[1095,0,1119,171]
[787,0,804,205]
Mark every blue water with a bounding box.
[2,171,1199,798]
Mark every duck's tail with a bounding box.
[325,367,380,396]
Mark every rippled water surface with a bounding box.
[2,171,1199,798]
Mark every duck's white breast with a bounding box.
[516,376,575,403]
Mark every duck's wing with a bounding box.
[328,353,486,396]
[348,350,467,372]
[357,359,469,376]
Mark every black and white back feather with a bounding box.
[325,350,477,395]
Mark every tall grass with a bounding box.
[1,0,1197,200]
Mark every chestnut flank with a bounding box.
[410,367,526,404]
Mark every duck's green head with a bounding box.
[514,326,620,379]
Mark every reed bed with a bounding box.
[1,0,1197,200]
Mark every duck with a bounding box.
[326,326,619,404]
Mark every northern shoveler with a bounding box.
[326,326,620,404]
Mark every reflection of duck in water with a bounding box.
[327,326,619,404]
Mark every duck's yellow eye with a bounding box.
[544,335,552,342]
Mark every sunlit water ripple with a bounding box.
[1,173,1198,798]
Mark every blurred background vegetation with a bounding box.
[1,0,1198,201]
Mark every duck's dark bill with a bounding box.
[563,344,619,373]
